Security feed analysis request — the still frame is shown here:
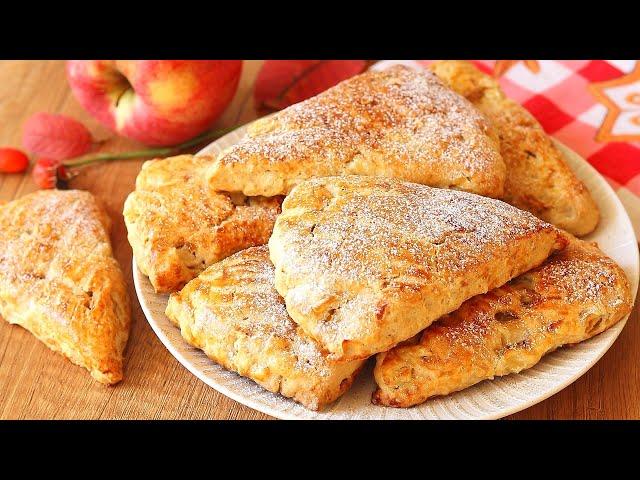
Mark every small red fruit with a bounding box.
[0,147,29,173]
[32,157,67,189]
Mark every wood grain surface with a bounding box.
[0,60,638,420]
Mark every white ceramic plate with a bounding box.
[133,124,639,419]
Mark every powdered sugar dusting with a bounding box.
[214,65,501,191]
[279,176,552,281]
[177,246,333,377]
[0,190,113,309]
[535,243,623,305]
[426,240,629,349]
[124,155,282,291]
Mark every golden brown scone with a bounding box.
[430,60,599,236]
[123,154,282,293]
[373,236,632,407]
[206,65,505,198]
[166,246,364,411]
[269,176,567,361]
[0,190,130,385]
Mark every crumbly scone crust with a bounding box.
[206,65,505,198]
[165,246,364,411]
[123,155,282,293]
[0,190,130,385]
[269,175,567,361]
[431,60,599,236]
[372,236,632,407]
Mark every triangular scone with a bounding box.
[430,60,599,236]
[206,65,505,198]
[0,190,130,385]
[373,236,632,407]
[123,155,282,293]
[269,176,567,361]
[165,246,364,411]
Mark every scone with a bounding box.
[372,236,632,407]
[430,60,599,236]
[268,176,567,361]
[123,154,282,293]
[206,65,505,198]
[0,190,130,385]
[165,246,364,411]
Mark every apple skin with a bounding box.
[66,60,242,146]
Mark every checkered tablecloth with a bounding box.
[375,60,640,238]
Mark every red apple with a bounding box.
[66,60,242,146]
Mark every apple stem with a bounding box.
[63,125,237,168]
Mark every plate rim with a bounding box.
[133,125,639,420]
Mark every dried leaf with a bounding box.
[23,113,93,161]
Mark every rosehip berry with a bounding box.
[0,147,29,173]
[32,157,67,189]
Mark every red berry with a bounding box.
[0,147,29,173]
[32,157,66,189]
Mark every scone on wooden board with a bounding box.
[123,154,282,293]
[206,65,506,198]
[0,190,130,385]
[268,175,567,361]
[165,246,364,411]
[373,236,632,407]
[430,60,599,236]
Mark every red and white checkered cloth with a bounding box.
[375,60,640,238]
